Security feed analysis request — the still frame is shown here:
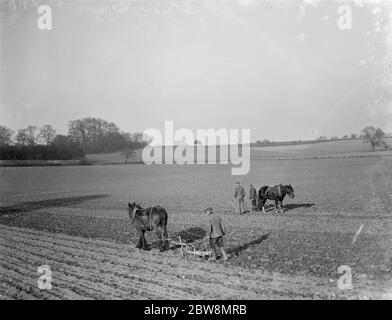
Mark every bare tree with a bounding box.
[16,126,39,146]
[120,147,136,164]
[121,132,132,142]
[39,125,56,145]
[68,117,121,152]
[26,125,39,145]
[16,129,29,145]
[131,132,144,143]
[0,125,14,145]
[361,126,387,151]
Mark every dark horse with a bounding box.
[257,184,294,213]
[128,202,169,251]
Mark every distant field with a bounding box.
[251,138,392,159]
[1,155,392,299]
[85,138,392,164]
[86,149,143,164]
[2,139,387,166]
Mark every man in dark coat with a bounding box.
[249,184,257,212]
[234,181,246,214]
[205,207,230,261]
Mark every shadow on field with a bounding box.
[229,234,269,255]
[0,194,109,216]
[254,204,274,212]
[284,203,315,211]
[255,203,315,213]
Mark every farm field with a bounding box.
[1,224,388,300]
[1,155,392,299]
[84,138,392,164]
[251,138,392,159]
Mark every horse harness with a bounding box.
[277,184,282,198]
[265,185,282,198]
[149,206,155,231]
[132,206,155,231]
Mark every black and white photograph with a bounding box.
[0,0,392,302]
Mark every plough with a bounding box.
[169,235,211,258]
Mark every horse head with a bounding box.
[128,202,142,223]
[285,184,295,198]
[128,202,142,209]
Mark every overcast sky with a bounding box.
[1,0,392,141]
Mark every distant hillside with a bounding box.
[85,138,392,164]
[250,138,392,159]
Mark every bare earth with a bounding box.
[1,224,389,300]
[1,155,392,299]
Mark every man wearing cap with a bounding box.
[204,207,230,261]
[249,184,257,212]
[234,181,246,214]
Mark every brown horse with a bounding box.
[128,202,169,251]
[257,184,294,213]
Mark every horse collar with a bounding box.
[149,206,155,230]
[130,206,140,224]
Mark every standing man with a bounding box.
[204,207,230,261]
[249,184,257,212]
[234,181,246,214]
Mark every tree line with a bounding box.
[0,117,147,161]
[1,121,390,161]
[315,127,391,148]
